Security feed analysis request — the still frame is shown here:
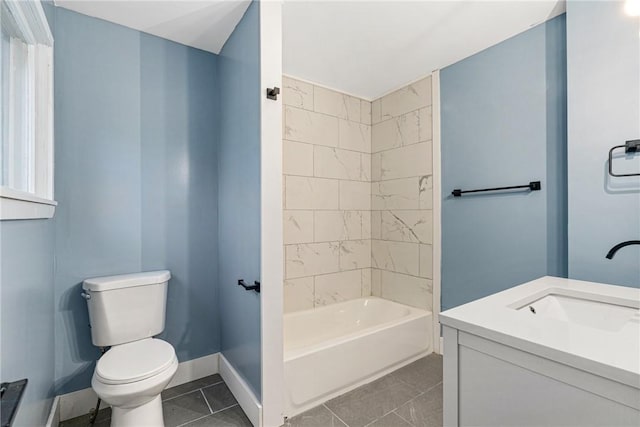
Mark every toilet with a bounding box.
[82,270,178,427]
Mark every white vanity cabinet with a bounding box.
[440,276,640,427]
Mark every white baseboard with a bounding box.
[167,353,219,389]
[218,354,262,427]
[59,387,99,423]
[56,352,220,422]
[45,396,60,427]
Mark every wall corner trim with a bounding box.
[219,353,263,427]
[432,69,443,354]
[45,396,61,427]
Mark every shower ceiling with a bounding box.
[55,0,565,99]
[283,0,565,99]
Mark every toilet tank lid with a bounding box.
[83,270,171,292]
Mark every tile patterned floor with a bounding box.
[59,374,252,427]
[60,354,442,427]
[282,354,443,427]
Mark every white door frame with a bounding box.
[260,1,284,426]
[431,70,442,355]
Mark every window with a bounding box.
[0,0,55,220]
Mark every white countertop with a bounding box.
[440,276,640,388]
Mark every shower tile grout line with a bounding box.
[281,136,433,166]
[284,104,369,127]
[286,266,434,284]
[282,139,372,156]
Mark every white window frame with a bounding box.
[0,0,56,220]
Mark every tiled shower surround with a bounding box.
[282,77,373,312]
[282,76,433,313]
[371,78,433,311]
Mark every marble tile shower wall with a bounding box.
[282,76,433,313]
[371,77,434,311]
[283,77,373,313]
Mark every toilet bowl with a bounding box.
[92,338,178,426]
[82,270,175,427]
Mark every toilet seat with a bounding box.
[96,338,176,385]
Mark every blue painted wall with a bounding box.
[0,5,56,425]
[441,15,568,310]
[566,1,640,287]
[0,220,56,426]
[53,7,219,394]
[139,32,219,365]
[217,2,262,399]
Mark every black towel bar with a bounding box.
[452,181,541,197]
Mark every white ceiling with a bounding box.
[54,0,565,100]
[283,0,566,100]
[54,0,251,54]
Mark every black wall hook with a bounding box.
[237,279,260,293]
[266,87,280,101]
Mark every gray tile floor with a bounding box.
[59,374,252,427]
[282,354,443,427]
[60,354,442,427]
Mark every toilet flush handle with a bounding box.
[81,291,91,300]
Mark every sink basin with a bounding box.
[512,289,640,332]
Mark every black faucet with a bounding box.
[605,240,640,259]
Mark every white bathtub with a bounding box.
[284,297,433,417]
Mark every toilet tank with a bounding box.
[82,271,171,347]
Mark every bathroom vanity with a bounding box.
[440,276,640,426]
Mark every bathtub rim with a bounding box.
[284,297,432,361]
[283,309,434,417]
